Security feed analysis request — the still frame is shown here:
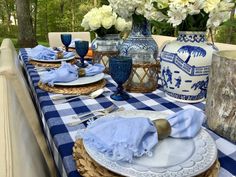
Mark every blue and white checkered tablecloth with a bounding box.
[19,48,236,177]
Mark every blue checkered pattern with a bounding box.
[19,48,236,177]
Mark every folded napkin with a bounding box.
[167,109,205,138]
[29,45,74,60]
[82,117,157,162]
[79,108,205,162]
[85,64,105,76]
[69,39,92,48]
[40,63,104,86]
[63,51,75,58]
[69,38,81,48]
[41,62,77,86]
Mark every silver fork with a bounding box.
[72,104,116,120]
[66,107,125,126]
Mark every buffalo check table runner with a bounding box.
[19,48,236,177]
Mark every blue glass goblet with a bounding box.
[61,34,72,52]
[109,56,132,101]
[75,40,89,68]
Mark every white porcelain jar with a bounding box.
[160,31,217,103]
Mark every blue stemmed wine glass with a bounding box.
[109,56,132,101]
[61,34,72,52]
[75,40,89,68]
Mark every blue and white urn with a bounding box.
[119,15,159,92]
[119,15,158,61]
[160,31,217,103]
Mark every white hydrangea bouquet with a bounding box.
[153,0,235,31]
[108,0,166,21]
[81,5,132,37]
[108,0,234,30]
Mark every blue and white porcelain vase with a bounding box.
[160,31,217,103]
[119,15,159,92]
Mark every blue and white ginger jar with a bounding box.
[160,31,217,103]
[119,15,159,92]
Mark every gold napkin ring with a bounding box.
[78,68,86,77]
[153,119,171,140]
[56,51,64,59]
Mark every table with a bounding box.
[19,48,236,177]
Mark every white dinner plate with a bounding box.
[54,73,104,86]
[30,55,75,63]
[83,110,217,177]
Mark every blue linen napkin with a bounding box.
[85,64,105,76]
[40,62,77,86]
[63,52,75,58]
[40,63,105,86]
[167,109,206,138]
[29,45,74,60]
[79,108,205,162]
[82,117,158,162]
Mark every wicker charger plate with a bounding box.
[73,139,220,177]
[29,58,77,68]
[38,79,106,95]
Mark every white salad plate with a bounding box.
[83,110,217,177]
[54,73,104,86]
[30,55,75,63]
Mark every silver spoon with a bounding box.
[52,88,105,100]
[53,88,105,104]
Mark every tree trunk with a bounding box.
[45,1,48,40]
[3,0,11,32]
[16,0,37,47]
[206,51,236,143]
[33,0,38,39]
[60,0,65,14]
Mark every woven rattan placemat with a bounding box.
[38,79,106,95]
[73,139,220,177]
[29,58,77,68]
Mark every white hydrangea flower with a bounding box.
[126,20,133,31]
[108,0,145,19]
[100,5,113,14]
[81,5,131,32]
[102,16,114,29]
[88,16,102,31]
[115,17,127,31]
[81,18,89,31]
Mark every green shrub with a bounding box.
[0,25,18,38]
[215,18,236,45]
